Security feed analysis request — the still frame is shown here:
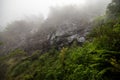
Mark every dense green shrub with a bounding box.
[0,0,120,80]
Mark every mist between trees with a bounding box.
[0,0,111,55]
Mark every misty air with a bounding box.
[0,0,120,80]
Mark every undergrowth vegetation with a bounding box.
[0,0,120,80]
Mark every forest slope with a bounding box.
[0,0,120,80]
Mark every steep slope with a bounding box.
[0,0,120,80]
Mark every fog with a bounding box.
[0,0,111,55]
[0,0,111,27]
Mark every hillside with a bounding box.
[0,0,120,80]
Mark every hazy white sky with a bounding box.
[0,0,87,27]
[0,0,111,28]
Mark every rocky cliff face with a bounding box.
[49,25,90,48]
